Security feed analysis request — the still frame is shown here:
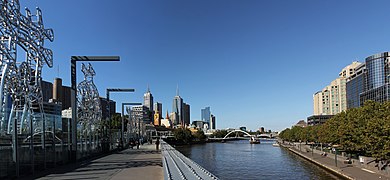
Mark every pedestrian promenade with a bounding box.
[29,144,163,180]
[284,144,390,180]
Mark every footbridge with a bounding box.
[207,129,276,142]
[223,129,254,139]
[257,133,272,138]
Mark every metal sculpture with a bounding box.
[0,0,54,135]
[77,63,102,150]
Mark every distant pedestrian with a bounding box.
[155,138,160,150]
[135,140,139,149]
[130,140,135,149]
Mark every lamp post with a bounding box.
[312,143,314,156]
[332,146,338,167]
[105,88,135,152]
[121,102,142,148]
[70,56,119,161]
[299,140,302,152]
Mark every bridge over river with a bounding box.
[207,129,275,142]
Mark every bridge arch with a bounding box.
[258,134,271,138]
[223,129,253,139]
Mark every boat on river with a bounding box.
[250,136,260,144]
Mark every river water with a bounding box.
[176,140,342,180]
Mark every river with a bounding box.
[176,139,342,180]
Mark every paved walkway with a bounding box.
[30,144,163,180]
[287,145,390,180]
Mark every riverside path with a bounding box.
[284,143,390,180]
[28,144,163,180]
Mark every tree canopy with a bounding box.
[279,101,390,161]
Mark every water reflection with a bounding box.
[176,140,341,180]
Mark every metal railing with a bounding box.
[161,140,219,180]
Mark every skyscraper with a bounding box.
[210,114,216,129]
[172,86,183,126]
[183,103,190,126]
[170,112,179,125]
[143,85,153,112]
[358,52,390,105]
[346,63,366,109]
[154,110,160,126]
[153,102,162,120]
[99,97,116,120]
[201,107,211,124]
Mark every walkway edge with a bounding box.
[161,140,219,180]
[287,147,354,180]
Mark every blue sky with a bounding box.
[22,0,390,131]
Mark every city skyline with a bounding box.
[1,1,389,179]
[21,0,390,131]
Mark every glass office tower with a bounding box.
[346,64,366,109]
[360,52,390,105]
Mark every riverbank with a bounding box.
[279,142,390,180]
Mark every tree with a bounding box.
[110,114,122,129]
[211,130,228,138]
[318,113,343,145]
[193,130,206,142]
[364,101,390,161]
[173,128,193,144]
[279,100,390,163]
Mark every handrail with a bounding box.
[161,140,219,180]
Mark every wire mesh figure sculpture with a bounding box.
[77,63,102,152]
[0,0,54,135]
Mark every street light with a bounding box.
[311,142,314,156]
[70,56,119,161]
[121,102,142,148]
[332,145,340,167]
[105,88,135,152]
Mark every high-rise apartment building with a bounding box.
[313,91,323,115]
[143,86,153,112]
[339,62,362,78]
[313,62,361,115]
[313,78,345,115]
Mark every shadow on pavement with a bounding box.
[21,149,162,180]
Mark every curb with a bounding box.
[287,147,354,180]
